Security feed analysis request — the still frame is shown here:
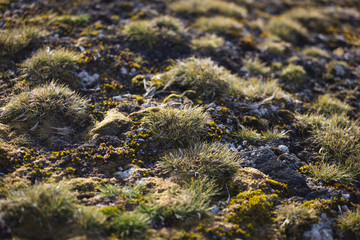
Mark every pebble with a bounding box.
[278,145,289,154]
[114,167,135,179]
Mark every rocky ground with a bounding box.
[0,0,360,239]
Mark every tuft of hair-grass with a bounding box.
[143,105,210,148]
[20,47,80,88]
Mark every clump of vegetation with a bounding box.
[107,211,150,238]
[242,57,270,76]
[194,16,243,34]
[143,105,210,148]
[233,127,261,142]
[89,108,132,139]
[0,26,44,58]
[315,95,353,114]
[303,47,330,59]
[159,57,237,98]
[225,189,278,236]
[307,162,357,185]
[0,82,89,142]
[337,207,360,239]
[123,16,187,46]
[0,182,76,239]
[283,7,327,31]
[160,142,239,184]
[20,47,80,88]
[276,202,318,238]
[313,113,360,163]
[191,34,225,52]
[259,37,289,56]
[49,14,90,25]
[280,64,306,83]
[266,17,308,43]
[170,0,247,18]
[261,128,288,141]
[324,60,351,79]
[140,178,217,226]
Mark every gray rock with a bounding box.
[303,213,333,240]
[239,148,308,192]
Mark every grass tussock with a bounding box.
[315,95,353,114]
[160,142,239,184]
[280,64,306,83]
[123,16,187,46]
[307,162,357,185]
[143,105,210,148]
[20,47,80,88]
[266,17,308,43]
[191,34,225,52]
[276,202,318,238]
[302,47,330,59]
[233,127,261,141]
[337,208,360,239]
[0,26,44,58]
[159,57,237,98]
[0,182,88,239]
[283,7,327,31]
[194,16,243,34]
[139,178,217,225]
[242,57,270,76]
[170,0,247,18]
[0,82,89,141]
[107,211,150,238]
[49,14,90,25]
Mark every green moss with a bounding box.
[89,108,132,139]
[225,189,278,238]
[49,14,90,25]
[194,16,243,34]
[191,34,225,52]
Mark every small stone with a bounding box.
[114,167,135,179]
[341,193,350,200]
[278,145,289,154]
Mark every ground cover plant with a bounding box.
[0,0,360,239]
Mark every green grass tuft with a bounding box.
[194,16,243,34]
[20,47,80,88]
[266,16,308,43]
[160,142,239,184]
[143,105,210,148]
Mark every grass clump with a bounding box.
[312,113,360,163]
[280,64,306,83]
[259,37,289,56]
[159,57,237,98]
[49,14,90,25]
[108,212,150,238]
[170,0,247,18]
[0,182,76,239]
[276,202,318,238]
[143,105,210,148]
[261,128,288,141]
[233,127,261,141]
[315,95,353,114]
[0,82,89,142]
[160,142,239,184]
[0,26,44,58]
[302,47,330,59]
[283,7,327,31]
[337,207,360,239]
[266,17,308,43]
[243,57,270,76]
[123,16,187,47]
[194,16,242,34]
[307,162,357,185]
[191,34,225,52]
[140,178,217,226]
[20,47,80,88]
